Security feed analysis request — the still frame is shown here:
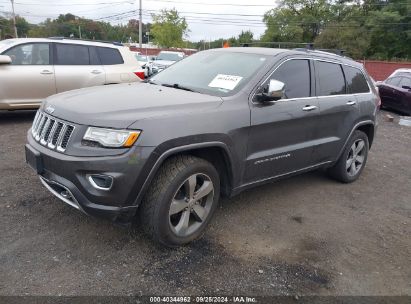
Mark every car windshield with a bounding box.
[150,51,269,97]
[0,39,17,52]
[156,52,183,61]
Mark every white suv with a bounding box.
[0,38,144,110]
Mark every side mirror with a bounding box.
[402,85,411,90]
[0,55,12,64]
[256,79,285,103]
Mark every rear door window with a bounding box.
[316,61,346,96]
[344,66,370,93]
[270,59,311,99]
[96,47,123,65]
[55,44,90,65]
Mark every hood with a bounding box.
[43,82,223,129]
[152,60,175,67]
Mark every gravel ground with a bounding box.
[0,109,410,296]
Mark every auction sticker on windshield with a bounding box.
[208,74,243,91]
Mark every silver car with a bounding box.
[0,38,144,110]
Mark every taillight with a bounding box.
[134,71,145,80]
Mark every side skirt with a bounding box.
[230,160,332,197]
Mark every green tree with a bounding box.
[150,9,188,48]
[238,30,253,45]
[262,0,334,44]
[314,21,370,58]
[365,1,411,59]
[15,16,30,37]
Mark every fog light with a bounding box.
[88,174,113,191]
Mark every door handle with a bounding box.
[302,105,318,111]
[346,101,357,105]
[40,70,53,75]
[91,70,102,74]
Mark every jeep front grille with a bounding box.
[31,111,75,153]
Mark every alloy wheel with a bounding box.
[169,173,214,237]
[346,139,366,177]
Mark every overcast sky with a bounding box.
[0,0,277,41]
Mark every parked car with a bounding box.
[151,51,185,74]
[387,68,411,79]
[377,75,411,115]
[134,53,155,77]
[0,38,144,110]
[25,47,379,246]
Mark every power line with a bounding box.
[143,9,265,17]
[0,1,133,6]
[146,0,276,7]
[146,0,411,7]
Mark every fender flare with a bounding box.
[336,120,375,161]
[133,141,234,207]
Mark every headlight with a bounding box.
[83,127,141,148]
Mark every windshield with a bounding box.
[156,52,184,61]
[0,39,16,52]
[150,51,269,97]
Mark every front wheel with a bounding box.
[328,130,369,183]
[139,155,220,247]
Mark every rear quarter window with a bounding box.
[316,61,346,96]
[344,66,370,94]
[97,47,124,65]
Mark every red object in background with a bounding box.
[223,42,230,48]
[134,71,145,80]
[358,60,411,81]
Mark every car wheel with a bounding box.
[139,155,220,247]
[328,130,369,183]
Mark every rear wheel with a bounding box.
[328,130,369,183]
[139,155,220,247]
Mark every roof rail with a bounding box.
[47,37,123,46]
[293,47,349,58]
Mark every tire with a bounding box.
[139,155,220,247]
[328,130,369,183]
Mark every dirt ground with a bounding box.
[0,109,410,297]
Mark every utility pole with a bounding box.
[10,0,17,38]
[139,0,142,49]
[79,25,82,39]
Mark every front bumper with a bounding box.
[26,132,156,222]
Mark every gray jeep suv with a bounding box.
[25,47,379,246]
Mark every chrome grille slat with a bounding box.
[50,122,63,148]
[35,115,47,141]
[31,111,40,136]
[41,119,55,144]
[39,118,51,144]
[30,111,75,153]
[33,113,43,136]
[56,125,68,153]
[46,121,58,146]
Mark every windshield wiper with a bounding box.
[160,83,198,93]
